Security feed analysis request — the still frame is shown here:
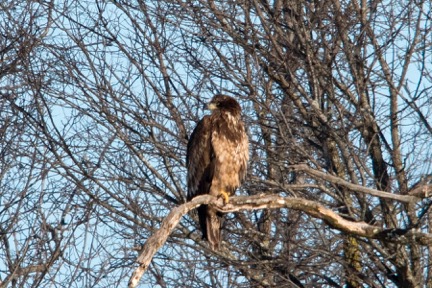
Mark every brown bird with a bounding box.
[187,94,249,250]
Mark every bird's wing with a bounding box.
[186,115,214,200]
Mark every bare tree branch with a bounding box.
[129,193,432,287]
[292,164,421,203]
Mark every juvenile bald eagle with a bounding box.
[187,94,249,250]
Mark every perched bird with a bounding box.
[187,94,249,250]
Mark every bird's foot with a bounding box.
[220,190,230,204]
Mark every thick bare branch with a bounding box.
[129,193,432,287]
[128,195,214,288]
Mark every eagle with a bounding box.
[187,94,249,250]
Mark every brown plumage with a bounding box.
[187,94,249,250]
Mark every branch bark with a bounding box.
[292,164,420,203]
[128,193,432,288]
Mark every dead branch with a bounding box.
[128,193,432,288]
[128,195,215,288]
[292,164,420,203]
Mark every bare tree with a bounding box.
[1,0,432,287]
[0,1,66,287]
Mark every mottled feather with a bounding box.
[187,95,249,250]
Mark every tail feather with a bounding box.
[198,205,222,250]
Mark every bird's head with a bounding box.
[207,94,242,115]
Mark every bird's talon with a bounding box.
[220,191,230,204]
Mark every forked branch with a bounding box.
[128,193,432,288]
